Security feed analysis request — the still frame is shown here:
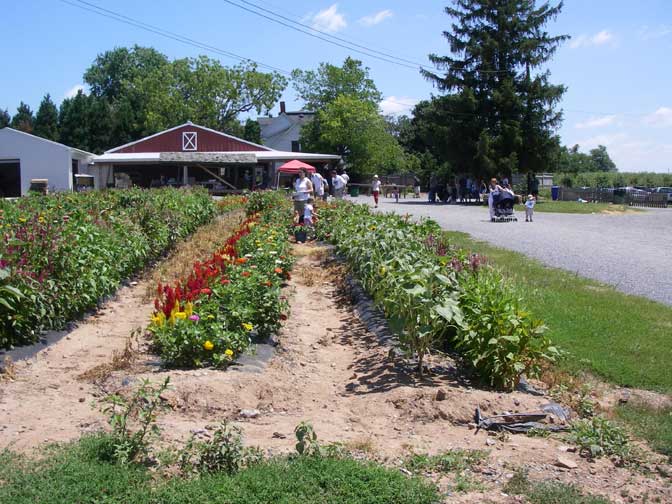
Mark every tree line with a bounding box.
[1,46,284,153]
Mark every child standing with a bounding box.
[525,194,536,222]
[304,197,316,239]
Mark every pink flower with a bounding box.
[189,314,200,322]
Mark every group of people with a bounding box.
[292,168,351,240]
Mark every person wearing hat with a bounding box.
[525,194,536,222]
[371,175,382,208]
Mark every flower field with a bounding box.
[316,203,558,389]
[149,191,294,368]
[0,188,215,348]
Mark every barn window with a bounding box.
[182,132,197,151]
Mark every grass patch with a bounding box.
[443,231,672,394]
[515,201,635,214]
[615,403,672,461]
[0,436,439,504]
[505,470,609,504]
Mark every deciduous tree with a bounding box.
[292,57,382,109]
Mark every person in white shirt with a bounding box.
[525,194,536,222]
[311,171,326,201]
[303,197,316,239]
[294,169,313,214]
[330,170,346,199]
[340,169,350,184]
[371,174,382,208]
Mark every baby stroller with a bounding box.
[491,191,517,222]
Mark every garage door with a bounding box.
[0,160,21,197]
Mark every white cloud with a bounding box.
[643,107,672,127]
[64,84,85,100]
[638,25,672,40]
[570,133,672,172]
[573,132,628,150]
[575,115,619,129]
[569,30,614,49]
[305,4,347,33]
[359,9,393,27]
[379,96,418,116]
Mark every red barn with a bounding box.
[91,122,340,191]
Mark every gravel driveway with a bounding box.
[352,195,672,306]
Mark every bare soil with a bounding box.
[1,242,670,503]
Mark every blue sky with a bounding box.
[1,0,671,172]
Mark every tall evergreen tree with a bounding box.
[33,94,60,141]
[422,1,568,177]
[0,109,10,128]
[10,102,35,133]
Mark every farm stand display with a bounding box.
[150,191,294,368]
[316,203,558,389]
[0,188,215,348]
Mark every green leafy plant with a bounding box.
[99,377,170,464]
[178,421,263,475]
[405,449,488,474]
[295,421,321,457]
[316,202,557,389]
[570,416,630,461]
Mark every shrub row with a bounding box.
[0,188,216,348]
[555,171,672,189]
[149,192,293,368]
[316,203,558,389]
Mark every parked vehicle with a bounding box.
[654,187,672,202]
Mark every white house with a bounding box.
[258,102,315,152]
[0,128,94,196]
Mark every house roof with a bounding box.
[105,121,272,153]
[0,127,94,157]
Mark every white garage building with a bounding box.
[0,127,94,197]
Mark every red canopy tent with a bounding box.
[277,159,316,174]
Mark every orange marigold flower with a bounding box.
[236,257,248,264]
[241,271,251,277]
[274,267,283,274]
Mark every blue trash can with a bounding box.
[551,185,560,201]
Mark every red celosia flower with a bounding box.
[200,288,212,295]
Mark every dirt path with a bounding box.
[1,242,670,502]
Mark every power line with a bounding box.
[59,0,292,75]
[218,0,421,70]
[229,0,429,68]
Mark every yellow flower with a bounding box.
[379,266,387,275]
[174,312,187,320]
[207,314,215,320]
[19,217,27,223]
[203,340,214,351]
[38,216,45,224]
[225,349,234,357]
[242,322,253,332]
[151,312,165,327]
[185,302,194,317]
